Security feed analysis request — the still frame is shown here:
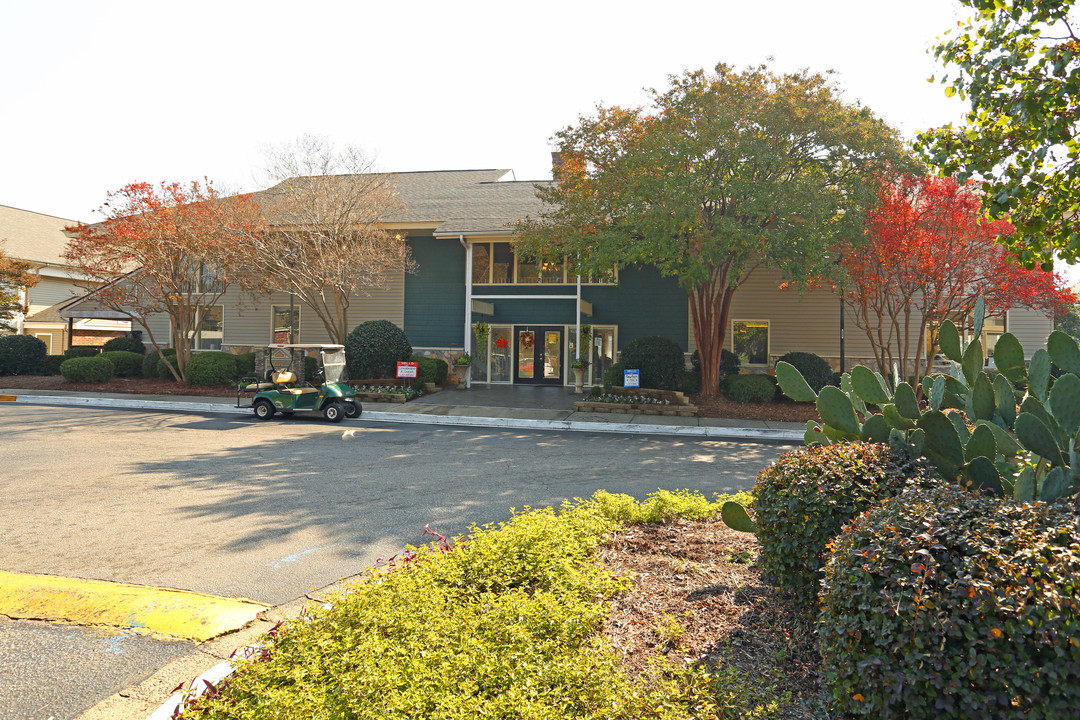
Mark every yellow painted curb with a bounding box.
[0,571,269,642]
[0,394,15,401]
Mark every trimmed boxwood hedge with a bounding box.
[0,334,47,375]
[186,351,238,386]
[44,354,66,375]
[100,350,143,377]
[820,484,1080,718]
[752,442,937,607]
[602,362,625,389]
[725,374,775,404]
[102,335,146,354]
[345,320,412,379]
[617,336,686,390]
[60,355,114,383]
[775,351,833,394]
[64,346,100,359]
[143,348,177,379]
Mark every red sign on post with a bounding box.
[396,361,418,378]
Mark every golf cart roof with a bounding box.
[267,344,345,350]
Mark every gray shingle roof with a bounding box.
[0,204,80,266]
[256,169,552,235]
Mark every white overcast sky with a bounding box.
[2,0,972,223]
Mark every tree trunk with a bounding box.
[689,268,735,397]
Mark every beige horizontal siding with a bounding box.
[27,277,82,312]
[688,268,881,363]
[1008,307,1052,358]
[220,272,405,347]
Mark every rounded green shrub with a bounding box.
[0,334,47,375]
[60,355,114,383]
[820,484,1080,719]
[753,443,936,607]
[102,335,146,354]
[617,336,686,390]
[726,374,775,404]
[776,351,833,394]
[44,354,66,375]
[680,369,702,395]
[143,348,177,379]
[304,354,318,380]
[186,351,238,386]
[99,351,143,377]
[64,346,100,359]
[408,355,444,387]
[602,362,624,389]
[345,320,412,379]
[234,352,256,379]
[690,348,741,379]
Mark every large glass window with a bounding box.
[472,244,490,284]
[492,243,514,284]
[732,320,768,366]
[489,326,512,382]
[470,241,613,285]
[190,306,224,350]
[272,305,300,344]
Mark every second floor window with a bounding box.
[470,242,614,285]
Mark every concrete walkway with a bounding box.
[1,385,806,442]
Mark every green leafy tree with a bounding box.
[917,1,1080,268]
[516,63,907,396]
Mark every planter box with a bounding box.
[574,401,697,417]
[601,387,692,406]
[354,391,408,404]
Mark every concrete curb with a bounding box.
[10,393,804,443]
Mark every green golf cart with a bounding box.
[237,344,361,423]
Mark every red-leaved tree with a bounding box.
[64,181,263,381]
[842,174,1074,381]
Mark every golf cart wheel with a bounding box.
[344,399,362,419]
[253,399,275,420]
[323,402,344,423]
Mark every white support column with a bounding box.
[575,274,582,362]
[462,236,472,389]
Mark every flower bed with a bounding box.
[575,387,697,416]
[348,382,422,403]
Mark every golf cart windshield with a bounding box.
[323,349,347,384]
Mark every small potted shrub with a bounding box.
[451,353,471,389]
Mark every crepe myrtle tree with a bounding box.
[516,62,910,396]
[237,136,417,346]
[64,180,263,382]
[839,173,1074,381]
[0,241,38,333]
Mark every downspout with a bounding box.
[460,235,472,389]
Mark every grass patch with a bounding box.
[180,490,775,719]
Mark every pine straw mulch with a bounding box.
[692,393,821,423]
[598,517,826,718]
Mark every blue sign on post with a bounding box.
[623,369,640,388]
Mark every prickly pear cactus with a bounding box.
[769,296,1080,505]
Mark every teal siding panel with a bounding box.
[404,237,467,347]
[471,267,688,351]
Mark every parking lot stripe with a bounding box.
[0,571,268,642]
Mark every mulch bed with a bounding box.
[3,375,820,423]
[598,517,824,718]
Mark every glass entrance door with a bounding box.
[514,326,563,385]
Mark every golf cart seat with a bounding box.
[243,381,276,391]
[270,370,318,395]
